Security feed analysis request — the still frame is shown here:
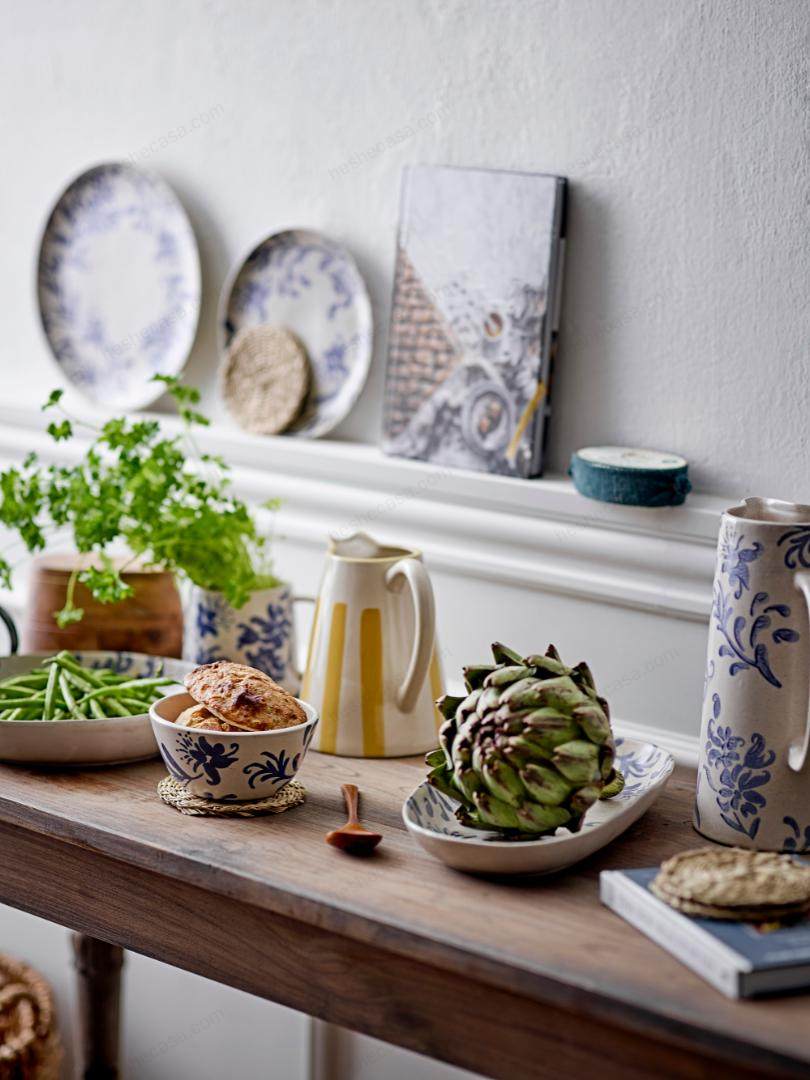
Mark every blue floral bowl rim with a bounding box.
[401,738,675,849]
[150,691,320,736]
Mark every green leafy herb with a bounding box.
[0,375,279,625]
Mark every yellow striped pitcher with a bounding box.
[301,533,443,757]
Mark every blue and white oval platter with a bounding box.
[403,737,674,875]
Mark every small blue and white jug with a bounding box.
[695,498,810,851]
[183,583,309,695]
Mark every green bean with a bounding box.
[0,676,48,691]
[0,688,44,702]
[62,668,95,694]
[58,673,86,720]
[77,677,174,704]
[0,694,45,707]
[45,654,106,688]
[118,696,154,714]
[42,663,59,721]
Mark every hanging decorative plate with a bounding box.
[403,737,674,875]
[218,228,372,438]
[36,162,201,410]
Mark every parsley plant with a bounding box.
[0,376,279,626]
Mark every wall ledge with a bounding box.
[0,405,726,624]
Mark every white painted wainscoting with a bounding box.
[0,406,727,1078]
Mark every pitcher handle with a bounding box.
[385,558,435,713]
[789,572,810,771]
[0,604,19,656]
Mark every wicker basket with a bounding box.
[0,954,61,1080]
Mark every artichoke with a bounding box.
[426,642,624,838]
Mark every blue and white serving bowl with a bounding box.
[150,691,319,802]
[36,162,201,409]
[403,737,674,875]
[218,228,372,438]
[0,651,190,766]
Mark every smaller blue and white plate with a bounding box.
[403,737,674,875]
[37,162,201,409]
[218,228,373,438]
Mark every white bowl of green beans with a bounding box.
[0,650,191,765]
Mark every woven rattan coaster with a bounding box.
[157,776,306,817]
[221,324,310,435]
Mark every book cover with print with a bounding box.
[382,164,566,478]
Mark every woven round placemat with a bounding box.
[157,776,306,817]
[221,324,310,435]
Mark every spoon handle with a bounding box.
[341,783,360,825]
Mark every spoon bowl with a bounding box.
[325,783,382,855]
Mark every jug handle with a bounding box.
[0,604,19,656]
[385,558,435,713]
[789,572,810,771]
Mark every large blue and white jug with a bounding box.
[695,498,810,851]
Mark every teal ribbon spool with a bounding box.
[569,447,691,507]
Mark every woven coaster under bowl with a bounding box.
[157,776,306,817]
[221,324,310,435]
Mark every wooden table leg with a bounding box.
[71,933,124,1079]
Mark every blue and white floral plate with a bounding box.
[37,162,201,409]
[0,651,189,766]
[218,228,372,437]
[403,737,674,875]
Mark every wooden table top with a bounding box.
[0,752,807,1078]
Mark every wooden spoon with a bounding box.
[325,783,382,854]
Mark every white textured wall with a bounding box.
[1,0,808,497]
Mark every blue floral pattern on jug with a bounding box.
[782,816,810,853]
[701,692,775,841]
[778,526,810,570]
[37,163,200,407]
[405,738,671,842]
[720,530,763,598]
[712,527,800,688]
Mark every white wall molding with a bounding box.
[614,719,698,768]
[0,406,725,624]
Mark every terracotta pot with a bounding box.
[21,555,183,658]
